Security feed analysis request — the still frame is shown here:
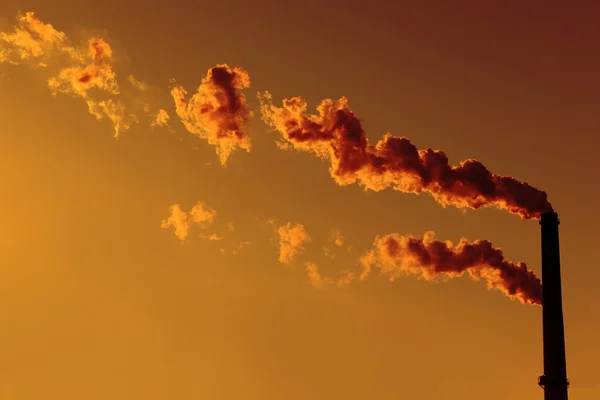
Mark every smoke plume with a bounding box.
[360,231,542,305]
[170,64,253,166]
[258,92,553,219]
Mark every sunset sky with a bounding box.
[1,1,599,399]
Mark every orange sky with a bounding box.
[1,1,599,399]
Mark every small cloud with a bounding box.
[272,221,311,264]
[322,246,335,260]
[217,240,250,256]
[160,204,192,242]
[188,202,217,227]
[274,139,291,150]
[306,262,328,289]
[199,232,224,241]
[232,240,251,255]
[305,262,355,289]
[329,228,344,247]
[150,108,170,127]
[160,201,217,242]
[127,74,146,91]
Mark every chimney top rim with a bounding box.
[539,211,560,225]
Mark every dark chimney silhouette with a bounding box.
[538,212,569,400]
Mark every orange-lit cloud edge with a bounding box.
[2,11,545,305]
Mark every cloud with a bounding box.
[171,64,253,166]
[258,91,553,220]
[360,231,542,304]
[160,202,217,242]
[270,221,311,264]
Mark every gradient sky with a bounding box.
[1,1,599,399]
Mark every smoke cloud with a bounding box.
[150,108,170,127]
[322,228,353,259]
[258,92,553,219]
[305,262,355,289]
[270,221,311,264]
[328,228,345,247]
[170,64,253,166]
[226,240,251,256]
[1,12,168,136]
[360,231,542,305]
[0,11,69,65]
[6,12,545,308]
[161,202,217,242]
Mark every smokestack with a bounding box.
[538,212,569,400]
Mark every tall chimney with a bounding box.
[538,212,569,400]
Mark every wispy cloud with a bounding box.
[268,221,311,264]
[150,108,170,128]
[305,262,355,289]
[160,202,217,242]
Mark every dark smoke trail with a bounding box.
[259,92,553,219]
[360,231,542,305]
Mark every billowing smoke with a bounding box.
[1,11,168,136]
[47,38,135,137]
[258,92,552,219]
[170,64,253,166]
[360,231,542,305]
[5,12,546,308]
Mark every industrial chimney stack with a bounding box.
[538,212,569,400]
